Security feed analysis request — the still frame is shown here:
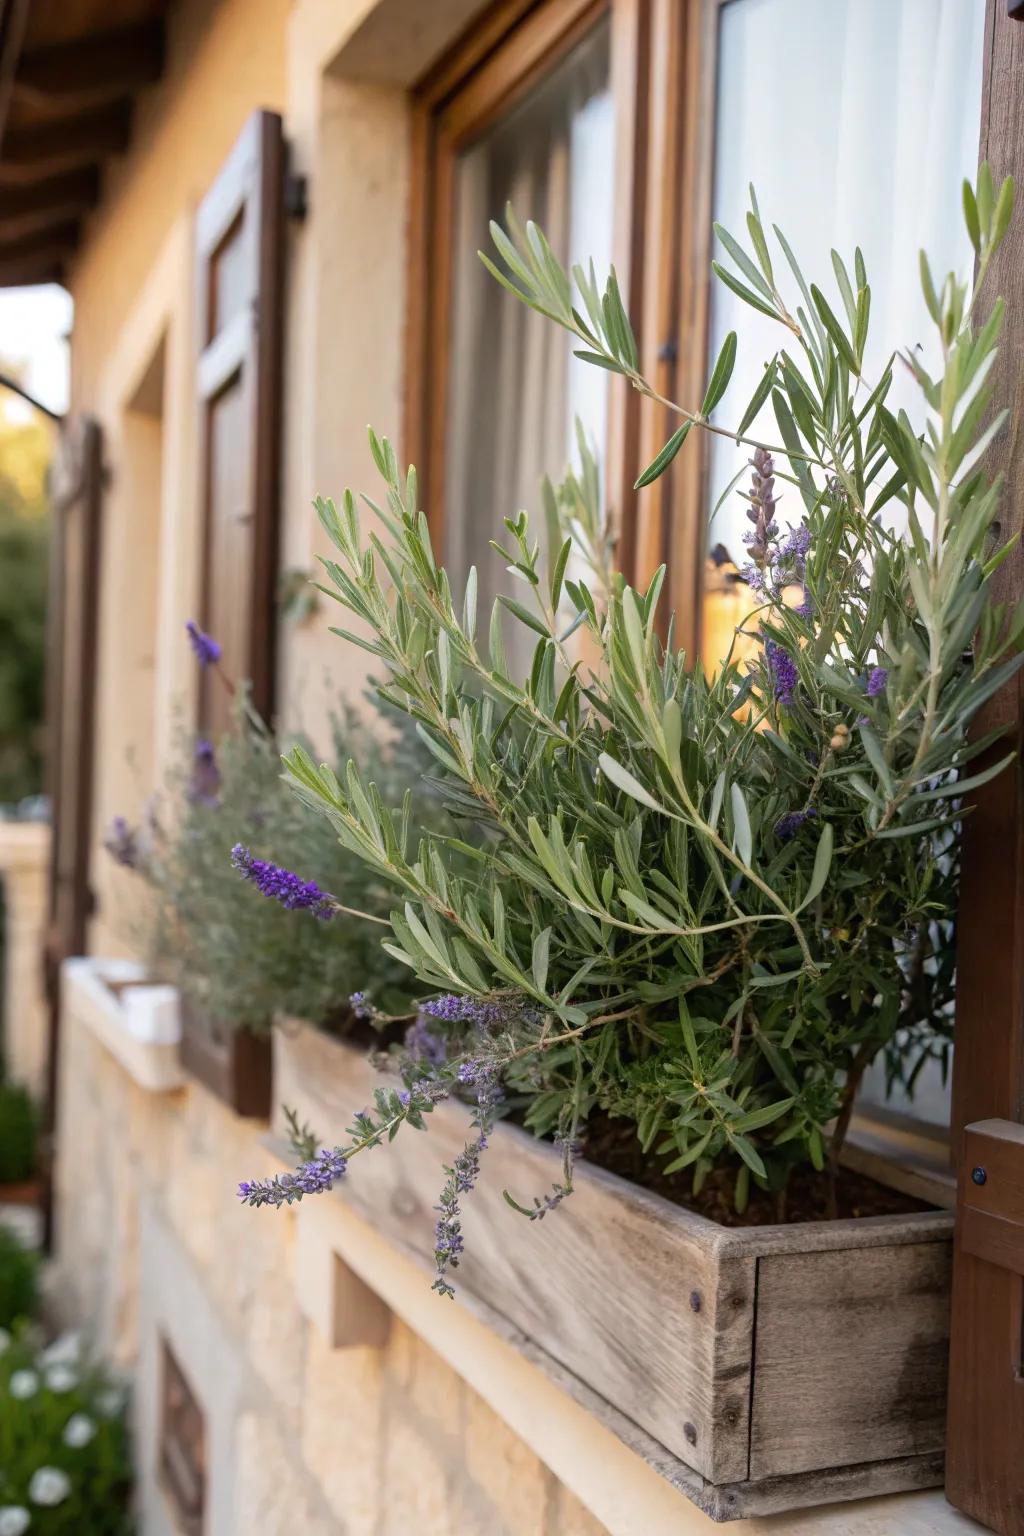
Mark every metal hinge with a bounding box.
[959,1120,1024,1275]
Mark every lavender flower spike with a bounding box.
[865,666,888,698]
[104,816,139,869]
[775,807,818,841]
[238,1147,347,1209]
[187,738,221,807]
[764,638,799,706]
[231,844,336,918]
[185,620,221,668]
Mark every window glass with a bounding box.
[703,0,985,1130]
[445,20,613,631]
[703,0,985,665]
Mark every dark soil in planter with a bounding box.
[582,1110,931,1225]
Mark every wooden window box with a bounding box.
[179,998,272,1119]
[274,1021,953,1522]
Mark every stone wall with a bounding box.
[51,1000,607,1536]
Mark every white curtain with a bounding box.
[445,22,613,680]
[706,0,986,561]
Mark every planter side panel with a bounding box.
[749,1240,952,1479]
[274,1024,755,1482]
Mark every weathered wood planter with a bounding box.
[275,1022,953,1521]
[180,999,272,1118]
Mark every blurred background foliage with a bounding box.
[0,372,52,808]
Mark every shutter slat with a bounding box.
[194,109,285,733]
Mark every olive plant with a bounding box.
[271,166,1017,1223]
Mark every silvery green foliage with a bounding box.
[287,166,1019,1208]
[141,698,439,1031]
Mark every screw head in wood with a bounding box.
[971,1166,987,1186]
[683,1421,697,1445]
[689,1290,702,1312]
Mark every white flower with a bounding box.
[62,1412,97,1448]
[8,1371,38,1400]
[39,1332,81,1369]
[0,1508,30,1536]
[44,1365,77,1394]
[0,1328,11,1357]
[28,1468,70,1507]
[94,1385,126,1418]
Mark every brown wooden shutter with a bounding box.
[194,109,285,735]
[946,4,1024,1530]
[41,413,104,1245]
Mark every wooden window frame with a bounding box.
[158,1339,206,1536]
[404,0,653,582]
[194,109,285,729]
[945,4,1024,1528]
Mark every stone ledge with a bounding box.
[64,957,185,1093]
[0,820,49,873]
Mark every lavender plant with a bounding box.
[108,632,444,1031]
[262,166,1017,1232]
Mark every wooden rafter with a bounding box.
[14,21,164,103]
[0,164,98,239]
[0,0,31,145]
[0,217,80,278]
[1,99,132,173]
[0,9,164,285]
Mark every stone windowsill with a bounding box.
[0,820,50,874]
[63,957,185,1093]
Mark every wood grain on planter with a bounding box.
[749,1243,950,1478]
[274,1021,954,1516]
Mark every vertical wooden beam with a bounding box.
[947,3,1024,1529]
[0,0,31,147]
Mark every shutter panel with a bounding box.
[41,413,103,1246]
[44,415,103,977]
[194,110,285,734]
[946,4,1024,1530]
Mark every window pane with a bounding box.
[703,0,985,667]
[703,0,984,1133]
[445,21,613,639]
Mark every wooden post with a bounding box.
[946,4,1024,1529]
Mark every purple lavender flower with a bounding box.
[433,1136,487,1298]
[405,1014,448,1067]
[104,816,139,869]
[764,638,799,706]
[744,447,777,570]
[421,993,468,1023]
[781,523,811,562]
[421,992,539,1033]
[774,807,818,841]
[185,620,221,668]
[349,992,371,1020]
[237,1147,347,1209]
[231,844,336,918]
[187,739,221,807]
[865,666,888,698]
[795,586,815,620]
